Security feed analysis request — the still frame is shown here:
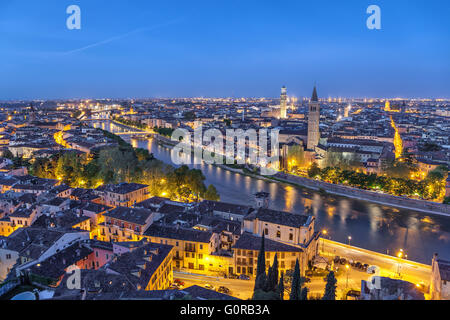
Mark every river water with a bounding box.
[92,120,450,264]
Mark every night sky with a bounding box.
[1,0,449,99]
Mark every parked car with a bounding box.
[218,286,231,294]
[367,265,379,274]
[204,284,215,290]
[228,274,239,279]
[174,279,185,286]
[239,274,250,280]
[334,256,341,263]
[355,262,362,269]
[339,258,347,265]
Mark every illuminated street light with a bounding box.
[321,229,328,253]
[348,236,352,246]
[345,264,350,288]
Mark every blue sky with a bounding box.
[1,0,449,99]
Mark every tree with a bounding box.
[308,162,321,178]
[203,185,220,201]
[322,271,337,300]
[277,272,285,300]
[254,233,267,292]
[266,254,278,292]
[253,240,282,300]
[289,259,302,300]
[301,286,308,300]
[2,149,14,159]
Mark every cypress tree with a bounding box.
[289,258,302,300]
[267,253,279,291]
[254,233,267,291]
[322,271,337,300]
[277,272,285,300]
[301,286,308,300]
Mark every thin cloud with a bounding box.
[63,19,182,55]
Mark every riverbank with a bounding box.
[273,172,450,217]
[151,133,450,217]
[95,120,450,218]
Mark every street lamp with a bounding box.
[397,249,405,278]
[348,236,352,246]
[322,230,328,254]
[345,264,350,288]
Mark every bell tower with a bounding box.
[307,86,320,151]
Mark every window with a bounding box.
[200,244,203,250]
[188,263,194,269]
[198,254,203,260]
[264,228,268,236]
[6,254,11,259]
[276,231,281,238]
[199,264,204,271]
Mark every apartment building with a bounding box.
[95,183,150,207]
[99,207,155,242]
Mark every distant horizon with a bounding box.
[1,93,450,103]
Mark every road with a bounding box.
[174,238,432,300]
[174,271,254,300]
[320,239,432,296]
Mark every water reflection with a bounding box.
[91,120,450,263]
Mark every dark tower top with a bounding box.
[311,86,318,102]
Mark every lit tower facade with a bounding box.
[307,86,320,151]
[280,86,287,119]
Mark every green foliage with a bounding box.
[254,234,266,292]
[113,116,148,130]
[277,272,285,300]
[289,259,302,300]
[203,184,220,201]
[154,127,175,138]
[307,162,321,178]
[2,149,14,159]
[31,132,219,202]
[252,289,281,300]
[252,236,282,300]
[322,271,337,300]
[307,164,446,201]
[444,197,450,205]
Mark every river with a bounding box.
[91,120,450,264]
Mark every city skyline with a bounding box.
[1,0,449,100]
